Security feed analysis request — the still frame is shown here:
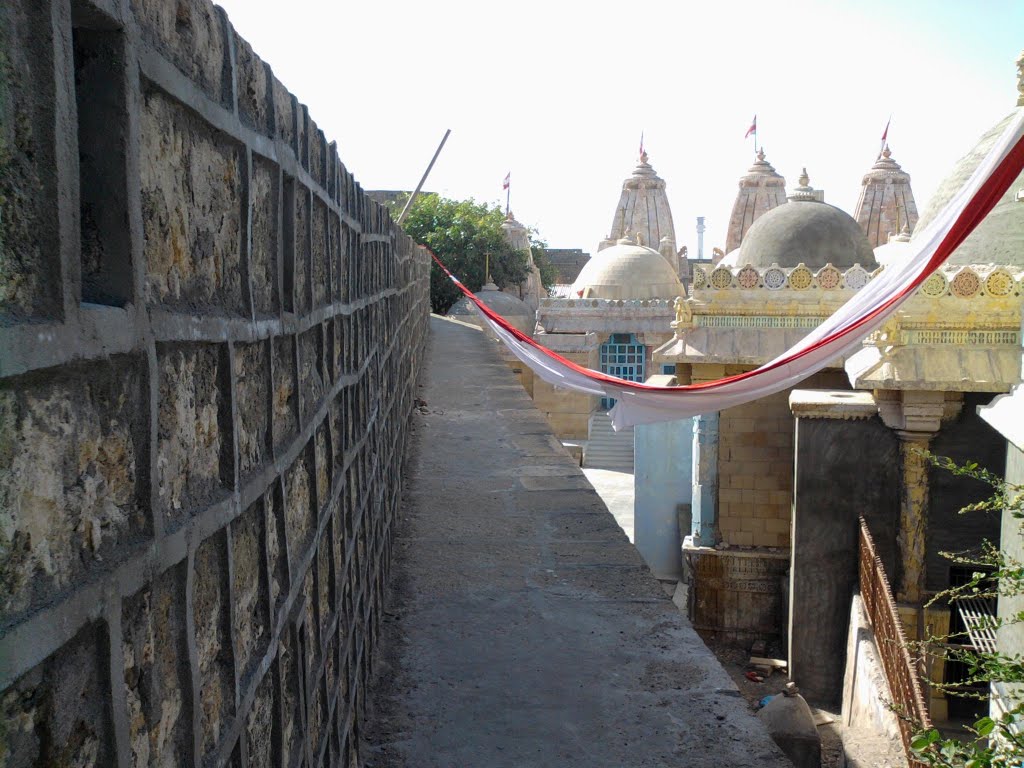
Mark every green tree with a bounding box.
[401,194,530,314]
[909,455,1024,767]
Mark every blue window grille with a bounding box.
[599,334,646,409]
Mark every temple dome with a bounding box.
[571,237,684,300]
[449,281,534,335]
[914,111,1024,266]
[738,170,877,270]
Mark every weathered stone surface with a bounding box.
[0,0,59,320]
[193,530,235,759]
[140,89,243,313]
[232,499,269,688]
[156,343,226,527]
[315,421,331,512]
[279,626,302,765]
[271,75,294,149]
[250,154,279,316]
[245,666,277,768]
[131,0,228,105]
[272,334,297,452]
[312,198,329,307]
[302,566,319,676]
[265,486,287,619]
[293,187,311,314]
[309,122,324,186]
[285,448,315,565]
[0,356,147,623]
[233,32,270,135]
[123,561,193,766]
[299,326,325,423]
[0,621,114,766]
[235,340,270,478]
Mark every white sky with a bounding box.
[216,0,1023,257]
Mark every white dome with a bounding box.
[571,239,684,300]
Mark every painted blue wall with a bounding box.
[634,418,693,580]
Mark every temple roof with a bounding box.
[599,151,677,258]
[725,148,788,253]
[737,171,877,270]
[854,146,919,248]
[572,236,684,300]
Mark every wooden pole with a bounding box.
[397,128,451,226]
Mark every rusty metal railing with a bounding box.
[858,517,931,768]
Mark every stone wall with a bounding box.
[714,368,849,548]
[0,1,430,766]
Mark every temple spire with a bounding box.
[724,147,786,254]
[853,144,919,248]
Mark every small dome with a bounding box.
[571,237,684,300]
[738,171,877,270]
[449,281,534,334]
[914,111,1024,266]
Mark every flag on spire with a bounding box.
[880,115,892,153]
[502,172,510,190]
[639,131,645,159]
[745,115,757,139]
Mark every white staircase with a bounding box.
[584,411,634,472]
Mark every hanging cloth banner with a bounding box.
[433,109,1024,430]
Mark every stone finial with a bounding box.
[788,168,818,201]
[881,145,891,159]
[756,147,766,162]
[1017,49,1024,106]
[635,231,645,246]
[639,149,649,164]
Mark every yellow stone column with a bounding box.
[896,432,932,605]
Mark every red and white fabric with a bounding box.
[435,109,1024,430]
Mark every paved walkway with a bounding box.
[362,317,790,767]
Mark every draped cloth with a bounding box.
[433,109,1024,430]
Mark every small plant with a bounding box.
[909,454,1024,767]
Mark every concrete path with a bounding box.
[362,317,791,768]
[583,467,636,542]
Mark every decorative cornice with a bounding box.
[692,262,873,292]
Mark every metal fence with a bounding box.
[858,517,932,768]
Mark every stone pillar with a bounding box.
[635,417,690,580]
[690,412,719,547]
[876,389,952,606]
[895,432,932,604]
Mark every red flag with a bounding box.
[502,172,510,190]
[639,131,645,158]
[745,115,757,139]
[881,115,891,145]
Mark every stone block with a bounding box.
[278,626,302,765]
[235,340,271,479]
[302,567,319,675]
[140,89,244,313]
[250,154,279,316]
[131,0,229,104]
[193,529,235,760]
[315,421,331,511]
[309,120,324,187]
[299,326,325,423]
[0,620,114,766]
[271,75,294,148]
[0,356,148,623]
[312,198,329,308]
[245,666,278,768]
[233,32,271,135]
[0,0,60,320]
[123,560,193,765]
[231,499,270,688]
[156,343,229,528]
[290,185,311,313]
[265,484,287,619]
[317,525,334,629]
[284,446,315,566]
[272,334,297,452]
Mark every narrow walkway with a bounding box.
[362,317,790,767]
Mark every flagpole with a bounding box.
[397,128,451,226]
[506,184,510,217]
